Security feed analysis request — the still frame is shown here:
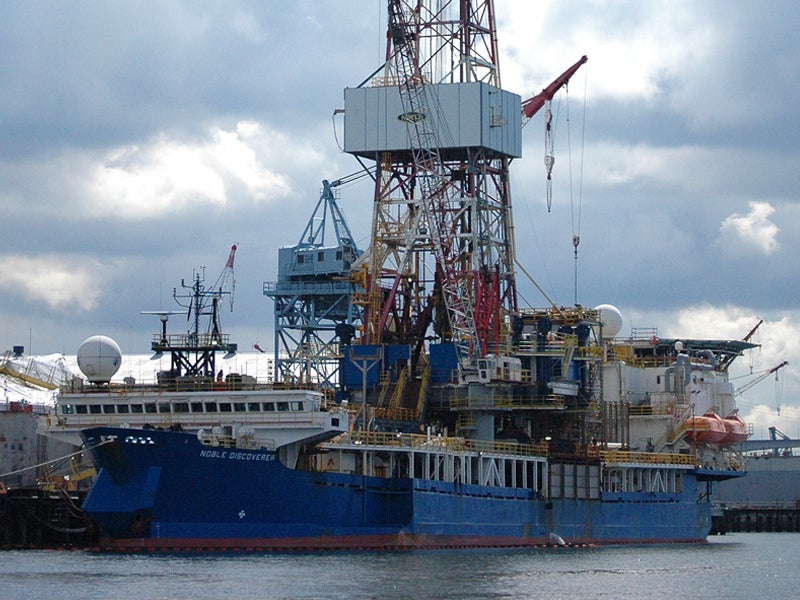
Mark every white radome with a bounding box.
[595,304,623,339]
[77,335,122,384]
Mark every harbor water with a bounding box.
[0,533,797,599]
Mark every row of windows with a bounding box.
[61,400,306,416]
[296,250,347,264]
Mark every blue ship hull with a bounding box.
[81,427,712,550]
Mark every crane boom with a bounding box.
[735,360,788,396]
[742,319,763,342]
[212,244,237,311]
[521,55,588,125]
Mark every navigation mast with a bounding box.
[146,245,237,382]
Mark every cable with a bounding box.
[0,439,111,481]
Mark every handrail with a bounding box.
[58,379,317,394]
[449,393,565,410]
[601,450,695,466]
[328,431,549,458]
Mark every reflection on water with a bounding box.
[0,534,797,600]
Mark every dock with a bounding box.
[712,505,800,534]
[0,486,96,549]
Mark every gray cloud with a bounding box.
[0,0,798,434]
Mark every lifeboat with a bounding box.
[684,411,727,444]
[719,412,748,445]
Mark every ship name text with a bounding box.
[199,449,275,461]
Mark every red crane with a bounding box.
[521,55,588,124]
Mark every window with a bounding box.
[89,405,101,414]
[117,404,130,414]
[318,251,324,262]
[219,403,232,413]
[102,404,116,414]
[61,405,74,415]
[145,403,157,414]
[247,402,260,412]
[336,250,343,260]
[131,404,143,414]
[233,403,246,412]
[277,402,289,412]
[205,403,218,413]
[158,402,171,413]
[291,401,303,411]
[263,402,275,411]
[190,402,204,413]
[174,403,189,413]
[76,405,88,415]
[297,254,304,264]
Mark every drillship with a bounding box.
[80,321,751,550]
[74,1,750,550]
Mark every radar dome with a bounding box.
[77,335,122,384]
[595,304,623,339]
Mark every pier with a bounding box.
[712,505,800,534]
[0,486,96,549]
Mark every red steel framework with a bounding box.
[359,0,517,373]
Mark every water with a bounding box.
[1,533,796,599]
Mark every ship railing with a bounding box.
[151,332,231,350]
[327,431,549,458]
[606,348,717,371]
[577,346,604,359]
[628,393,686,417]
[517,306,602,325]
[371,405,417,422]
[2,400,50,414]
[513,337,581,356]
[197,431,235,448]
[370,72,432,88]
[465,438,550,458]
[339,404,417,423]
[58,378,314,394]
[449,394,565,410]
[263,280,356,296]
[606,347,675,368]
[196,432,275,450]
[601,450,695,467]
[41,408,331,434]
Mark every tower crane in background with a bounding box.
[264,181,362,389]
[211,243,237,313]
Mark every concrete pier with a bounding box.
[712,506,800,534]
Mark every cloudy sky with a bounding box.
[1,1,798,437]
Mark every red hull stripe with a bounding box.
[88,533,705,553]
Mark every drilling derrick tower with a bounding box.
[345,0,520,378]
[340,0,595,440]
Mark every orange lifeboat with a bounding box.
[719,412,748,445]
[684,411,727,444]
